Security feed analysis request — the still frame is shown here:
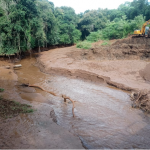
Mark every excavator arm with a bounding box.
[141,20,150,35]
[133,20,150,36]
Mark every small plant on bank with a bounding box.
[0,97,34,119]
[101,41,110,46]
[76,41,92,49]
[0,88,4,92]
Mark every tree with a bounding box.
[55,6,81,45]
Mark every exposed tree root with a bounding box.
[130,91,150,113]
[62,95,75,117]
[21,83,76,117]
[29,84,57,96]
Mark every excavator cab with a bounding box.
[133,30,142,35]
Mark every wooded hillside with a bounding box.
[0,0,150,55]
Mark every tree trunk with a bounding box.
[38,46,41,53]
[38,40,41,54]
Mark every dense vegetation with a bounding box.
[0,0,150,54]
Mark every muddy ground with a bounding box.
[0,60,83,149]
[38,37,150,112]
[0,37,150,149]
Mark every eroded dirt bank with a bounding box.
[38,37,150,112]
[0,60,83,149]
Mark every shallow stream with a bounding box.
[15,58,150,149]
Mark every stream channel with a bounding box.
[15,58,150,149]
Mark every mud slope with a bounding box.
[70,37,150,61]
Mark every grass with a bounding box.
[76,41,92,49]
[101,40,110,46]
[0,96,34,119]
[0,88,4,92]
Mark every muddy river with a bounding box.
[15,58,150,149]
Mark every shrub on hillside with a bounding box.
[76,41,92,49]
[101,40,110,46]
[86,15,145,40]
[86,30,102,42]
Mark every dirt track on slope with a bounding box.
[38,37,150,112]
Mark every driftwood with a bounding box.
[130,91,150,112]
[5,64,22,69]
[22,83,76,117]
[29,84,57,96]
[62,95,75,117]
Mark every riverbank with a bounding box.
[0,60,84,149]
[1,37,150,148]
[38,37,150,112]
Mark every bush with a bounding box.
[86,30,102,42]
[76,41,92,49]
[0,88,4,92]
[101,15,145,40]
[85,15,145,41]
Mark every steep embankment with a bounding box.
[38,37,150,112]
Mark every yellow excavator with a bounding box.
[133,20,150,37]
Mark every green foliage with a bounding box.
[78,10,107,40]
[101,41,110,46]
[0,0,150,55]
[55,7,81,45]
[0,98,34,119]
[0,88,4,92]
[86,30,102,42]
[76,41,92,49]
[78,0,150,40]
[87,15,145,40]
[106,15,144,39]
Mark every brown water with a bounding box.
[15,58,150,149]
